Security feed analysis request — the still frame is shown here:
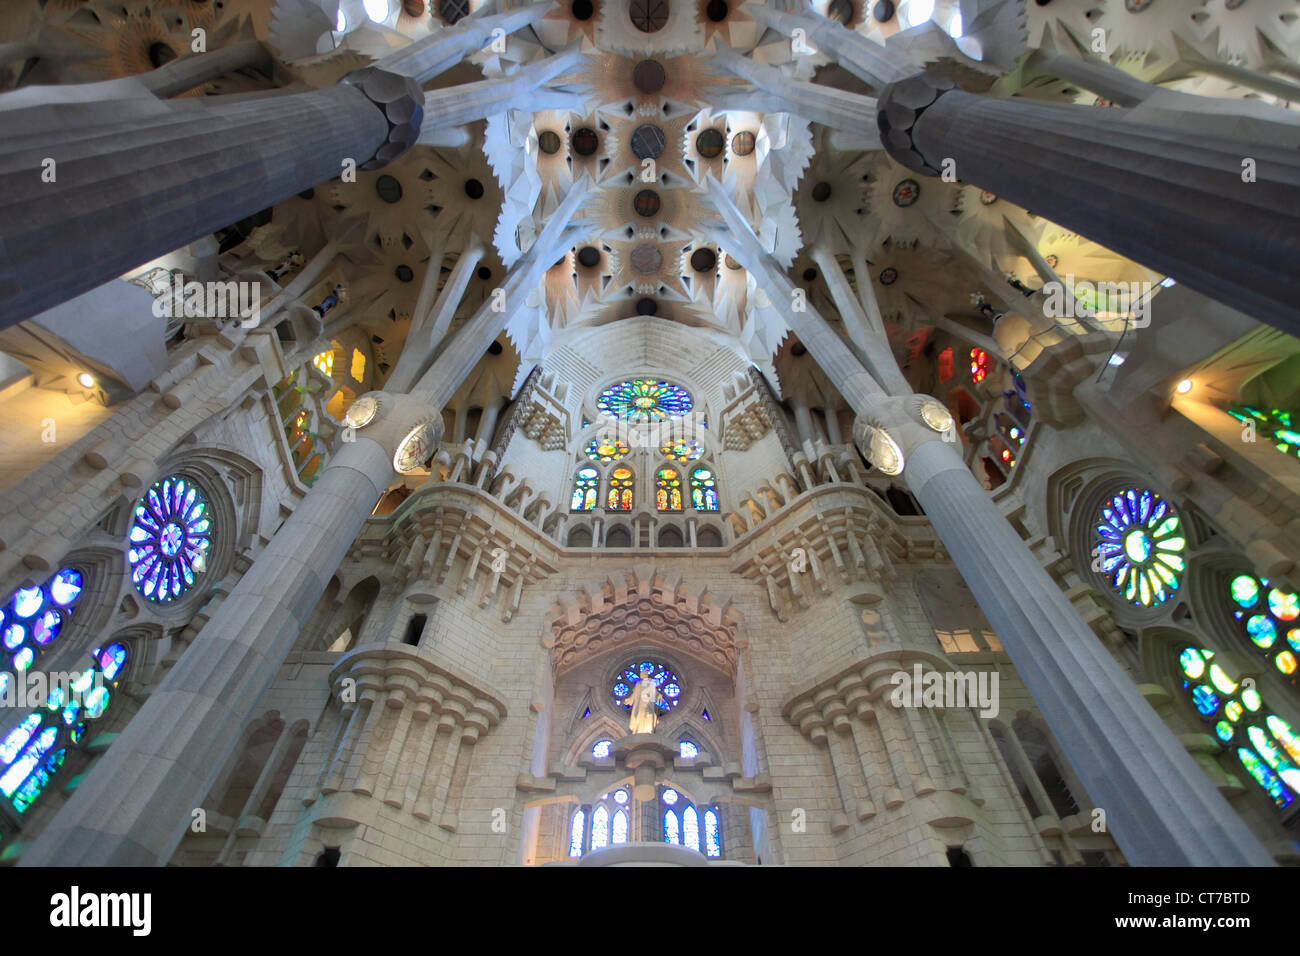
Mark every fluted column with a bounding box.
[707,177,1273,865]
[0,36,577,324]
[876,74,1300,335]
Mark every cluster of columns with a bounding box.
[703,175,1273,866]
[719,8,1300,339]
[17,8,589,865]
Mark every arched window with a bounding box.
[660,787,722,858]
[691,468,719,511]
[0,641,128,814]
[660,439,703,462]
[1227,406,1300,459]
[3,567,84,676]
[128,475,213,603]
[1092,488,1185,607]
[1177,646,1299,808]
[678,740,698,759]
[1225,573,1298,685]
[592,739,612,759]
[585,437,629,462]
[573,788,632,857]
[656,467,682,511]
[568,808,585,857]
[571,467,599,511]
[607,467,634,511]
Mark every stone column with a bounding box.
[707,178,1274,865]
[0,42,578,324]
[876,73,1300,336]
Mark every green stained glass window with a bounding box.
[1227,572,1299,684]
[597,380,693,423]
[1227,405,1300,459]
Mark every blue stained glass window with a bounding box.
[1093,488,1185,607]
[571,467,599,511]
[613,661,681,712]
[690,468,719,511]
[128,476,212,602]
[611,808,629,844]
[704,809,722,857]
[679,741,698,759]
[591,804,610,849]
[665,809,679,844]
[1191,685,1220,715]
[569,808,585,857]
[683,805,700,851]
[592,739,612,759]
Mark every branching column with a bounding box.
[706,177,1273,866]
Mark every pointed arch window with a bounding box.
[568,808,585,857]
[571,466,599,511]
[1177,646,1299,808]
[1225,573,1299,685]
[690,468,719,511]
[656,467,682,511]
[590,804,610,849]
[659,787,722,858]
[607,467,634,511]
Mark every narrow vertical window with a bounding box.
[656,467,682,511]
[607,467,634,511]
[572,467,599,511]
[690,468,718,511]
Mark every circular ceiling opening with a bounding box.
[636,298,659,315]
[464,179,485,200]
[731,131,755,156]
[631,244,664,274]
[706,0,728,22]
[873,0,895,21]
[572,127,600,156]
[477,266,492,281]
[828,0,853,24]
[630,0,669,32]
[631,125,667,160]
[633,59,667,94]
[538,130,562,154]
[690,248,717,272]
[487,340,504,355]
[802,268,817,281]
[633,189,662,217]
[395,265,414,282]
[695,129,724,158]
[577,246,602,268]
[811,182,832,202]
[792,343,807,356]
[572,0,594,20]
[375,174,403,203]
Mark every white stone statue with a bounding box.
[623,665,665,734]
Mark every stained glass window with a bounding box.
[597,380,693,423]
[611,808,629,844]
[679,741,698,759]
[970,348,989,384]
[660,439,703,462]
[569,808,585,857]
[665,809,680,844]
[656,467,682,511]
[2,567,84,674]
[683,805,700,851]
[691,468,719,511]
[1093,488,1185,607]
[704,808,722,857]
[592,739,612,759]
[585,437,629,462]
[1177,646,1298,808]
[571,467,599,511]
[1227,405,1300,459]
[312,349,334,377]
[128,476,212,603]
[1,642,127,814]
[1226,573,1299,684]
[591,804,610,849]
[613,661,681,713]
[607,467,634,511]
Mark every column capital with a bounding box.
[339,67,426,169]
[343,391,443,474]
[852,395,956,477]
[876,72,957,177]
